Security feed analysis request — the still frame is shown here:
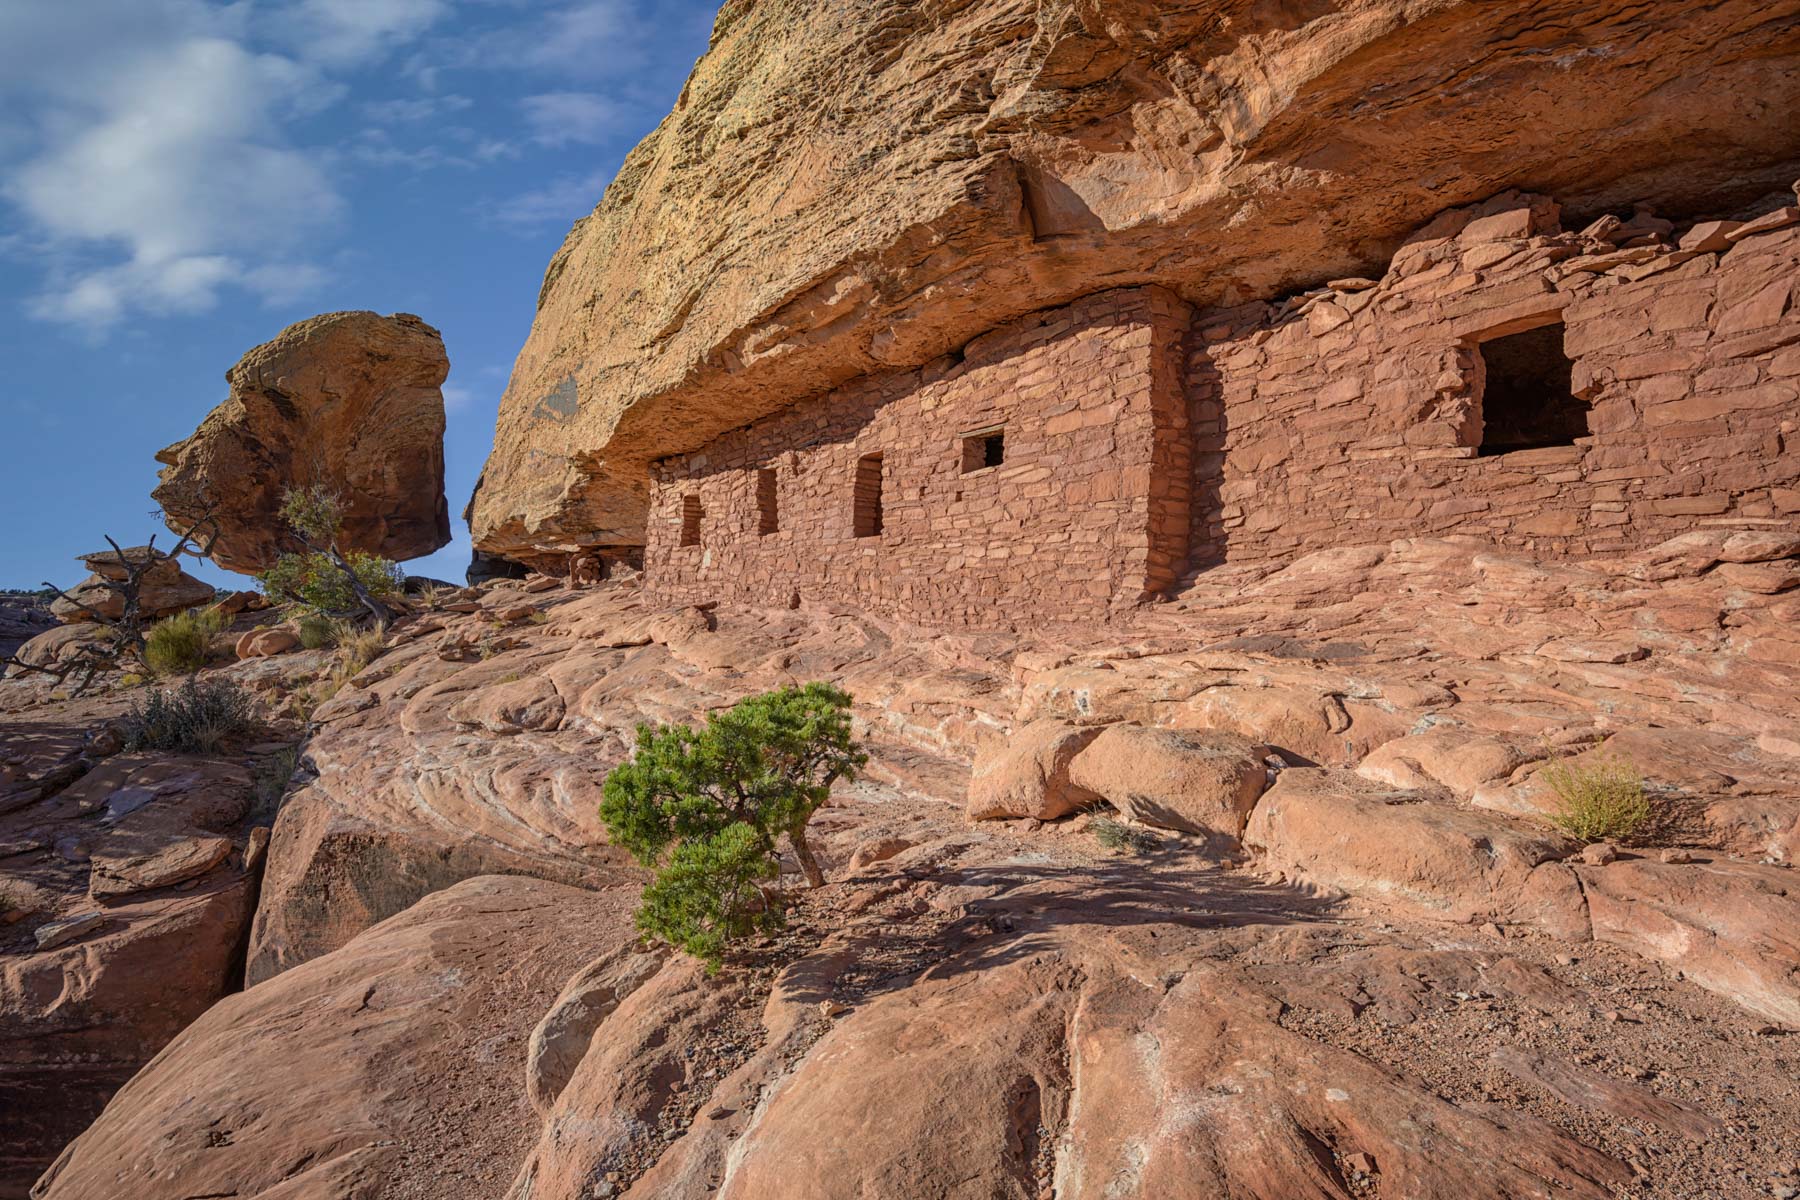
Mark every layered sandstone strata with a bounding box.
[471,0,1800,564]
[155,311,451,574]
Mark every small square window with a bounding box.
[1476,322,1588,455]
[960,427,1005,474]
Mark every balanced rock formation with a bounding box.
[470,0,1800,563]
[47,547,214,625]
[154,311,451,574]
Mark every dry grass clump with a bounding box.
[121,677,257,754]
[330,620,386,673]
[143,607,229,676]
[1092,815,1159,855]
[251,744,301,822]
[1541,752,1652,842]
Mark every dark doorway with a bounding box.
[679,494,702,546]
[1477,323,1587,455]
[756,468,779,535]
[853,454,883,538]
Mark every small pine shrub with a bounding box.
[296,613,335,650]
[121,677,257,754]
[600,683,867,971]
[143,608,228,676]
[1093,816,1159,855]
[1541,753,1651,842]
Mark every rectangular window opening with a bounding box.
[853,453,884,539]
[756,468,779,535]
[1476,322,1588,456]
[960,427,1006,474]
[679,493,703,547]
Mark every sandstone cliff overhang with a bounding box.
[470,0,1800,562]
[156,311,452,575]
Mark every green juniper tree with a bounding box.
[257,486,403,624]
[599,682,867,970]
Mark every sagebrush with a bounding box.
[143,607,228,676]
[121,677,257,754]
[1542,752,1651,842]
[599,682,867,970]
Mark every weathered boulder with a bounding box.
[469,0,1800,561]
[1356,726,1534,797]
[33,877,639,1200]
[1245,768,1587,938]
[4,624,102,674]
[233,626,299,660]
[1067,723,1266,842]
[965,720,1103,821]
[525,945,668,1115]
[153,311,451,574]
[48,551,214,625]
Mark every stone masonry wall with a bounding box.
[1191,191,1800,565]
[646,288,1192,626]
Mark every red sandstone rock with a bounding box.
[1068,723,1267,843]
[233,626,298,660]
[965,720,1104,821]
[48,553,214,625]
[153,311,451,574]
[34,877,638,1200]
[1245,768,1587,938]
[1578,855,1800,1028]
[470,1,1800,566]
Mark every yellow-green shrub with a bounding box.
[144,608,228,676]
[1541,753,1652,842]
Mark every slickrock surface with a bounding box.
[0,628,321,1196]
[12,527,1800,1198]
[9,574,1788,1195]
[471,0,1800,561]
[35,876,640,1200]
[154,310,451,574]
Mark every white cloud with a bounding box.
[442,382,476,412]
[480,168,613,232]
[4,33,343,327]
[432,1,641,78]
[267,0,450,68]
[521,91,627,147]
[363,94,473,124]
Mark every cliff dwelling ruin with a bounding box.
[644,190,1800,626]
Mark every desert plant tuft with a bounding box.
[251,745,301,822]
[599,682,867,971]
[296,613,335,650]
[121,676,257,754]
[1092,815,1159,855]
[143,607,228,676]
[1541,752,1652,842]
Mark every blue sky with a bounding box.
[0,0,719,590]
